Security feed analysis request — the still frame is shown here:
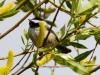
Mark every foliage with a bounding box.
[0,0,100,75]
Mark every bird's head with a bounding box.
[28,17,45,28]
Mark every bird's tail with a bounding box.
[56,45,71,53]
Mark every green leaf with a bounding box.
[0,0,6,7]
[91,28,100,35]
[60,25,66,38]
[45,20,56,27]
[59,0,66,9]
[38,47,51,53]
[31,67,37,74]
[75,50,93,62]
[69,42,87,49]
[21,36,25,45]
[75,27,100,40]
[66,1,72,9]
[76,0,98,15]
[24,29,29,40]
[16,0,21,2]
[75,31,90,40]
[21,46,24,51]
[0,10,19,19]
[54,54,90,75]
[26,0,34,9]
[71,0,78,16]
[76,0,82,13]
[61,38,71,46]
[54,54,74,65]
[33,53,37,65]
[94,35,100,44]
[21,5,30,12]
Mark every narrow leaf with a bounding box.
[38,47,51,52]
[33,53,37,65]
[0,0,6,7]
[94,35,100,44]
[0,10,19,19]
[21,36,25,45]
[45,20,56,27]
[66,1,72,9]
[60,25,66,38]
[69,42,87,49]
[54,54,90,75]
[26,1,34,9]
[31,67,37,74]
[23,29,29,40]
[75,32,90,40]
[75,50,93,62]
[76,0,98,15]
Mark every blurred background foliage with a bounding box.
[0,0,100,75]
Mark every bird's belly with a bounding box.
[29,27,56,47]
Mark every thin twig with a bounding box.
[89,38,100,62]
[40,66,67,68]
[17,50,53,75]
[39,0,42,17]
[43,0,66,47]
[35,66,39,75]
[11,45,33,72]
[44,3,46,19]
[11,53,27,72]
[15,0,29,10]
[87,21,97,27]
[0,50,35,60]
[49,0,70,15]
[89,65,100,73]
[17,62,33,75]
[0,0,46,39]
[12,53,32,75]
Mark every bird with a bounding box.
[28,17,71,54]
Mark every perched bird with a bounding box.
[28,17,71,54]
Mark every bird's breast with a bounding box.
[29,27,56,47]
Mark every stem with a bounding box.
[15,0,29,10]
[0,50,35,60]
[89,65,100,73]
[49,0,70,15]
[12,53,32,75]
[43,0,66,47]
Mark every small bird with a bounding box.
[28,17,71,54]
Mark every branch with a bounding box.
[12,53,32,75]
[0,50,35,60]
[43,0,66,46]
[89,65,100,73]
[87,21,98,27]
[15,0,29,10]
[49,0,70,15]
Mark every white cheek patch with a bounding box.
[31,20,47,26]
[31,20,40,23]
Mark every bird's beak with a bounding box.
[28,19,32,22]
